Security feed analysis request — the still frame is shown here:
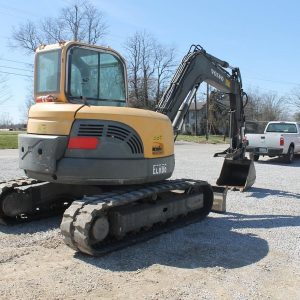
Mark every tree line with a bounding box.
[204,88,298,136]
[0,0,299,126]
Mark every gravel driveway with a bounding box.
[0,143,299,300]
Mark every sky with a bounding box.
[0,0,299,123]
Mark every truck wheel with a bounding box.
[285,145,294,164]
[250,153,259,161]
[253,154,259,161]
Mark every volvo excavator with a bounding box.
[0,42,255,255]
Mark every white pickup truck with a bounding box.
[245,121,300,163]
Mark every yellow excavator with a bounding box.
[0,41,255,255]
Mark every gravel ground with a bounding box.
[0,143,300,300]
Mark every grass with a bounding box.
[176,134,229,144]
[0,131,21,149]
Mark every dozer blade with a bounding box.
[216,159,256,191]
[211,186,227,213]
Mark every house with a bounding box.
[181,101,207,135]
[181,93,230,135]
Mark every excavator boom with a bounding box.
[156,45,256,190]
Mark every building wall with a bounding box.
[181,108,206,135]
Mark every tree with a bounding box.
[154,44,176,102]
[125,31,176,108]
[11,0,108,53]
[125,32,142,103]
[260,93,287,120]
[140,32,155,107]
[125,31,156,108]
[245,89,287,121]
[294,112,300,121]
[244,88,263,120]
[0,112,13,128]
[288,85,300,110]
[206,90,230,135]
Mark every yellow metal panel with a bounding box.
[76,106,174,158]
[27,103,83,135]
[27,104,174,158]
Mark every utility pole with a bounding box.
[194,92,197,136]
[74,5,79,41]
[206,83,209,140]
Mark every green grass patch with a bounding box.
[176,134,229,144]
[0,132,21,149]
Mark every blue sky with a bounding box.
[0,0,299,122]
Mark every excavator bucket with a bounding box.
[216,159,256,191]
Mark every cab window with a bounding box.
[67,47,126,106]
[36,50,61,94]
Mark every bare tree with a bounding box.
[294,112,300,121]
[0,112,13,128]
[260,93,287,120]
[125,31,156,107]
[154,44,176,103]
[42,18,66,44]
[11,0,108,53]
[125,33,142,102]
[288,85,300,110]
[61,1,86,42]
[125,31,176,108]
[244,89,263,120]
[12,21,42,53]
[83,2,108,44]
[246,89,288,121]
[140,32,156,107]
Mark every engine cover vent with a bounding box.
[74,120,144,155]
[107,125,130,141]
[78,124,104,136]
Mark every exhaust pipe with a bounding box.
[216,158,256,191]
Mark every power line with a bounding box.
[245,76,299,86]
[0,58,33,66]
[0,70,33,78]
[0,4,40,18]
[0,65,33,72]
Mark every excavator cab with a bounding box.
[35,42,127,106]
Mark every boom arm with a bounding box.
[156,45,247,159]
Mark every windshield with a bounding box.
[266,123,297,133]
[36,49,61,94]
[67,47,126,106]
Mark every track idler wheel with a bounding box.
[1,192,33,217]
[91,216,109,242]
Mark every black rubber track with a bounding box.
[61,179,213,256]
